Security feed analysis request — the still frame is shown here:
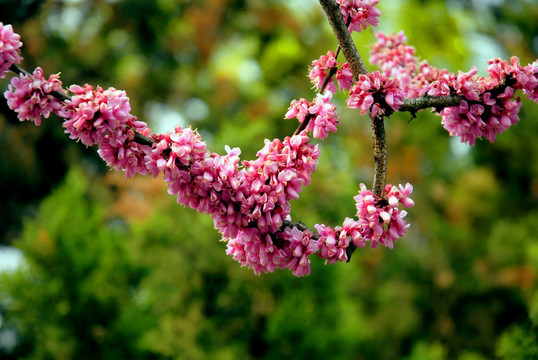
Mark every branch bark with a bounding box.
[399,94,463,114]
[318,0,368,79]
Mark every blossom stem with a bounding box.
[318,0,386,199]
[371,114,387,197]
[318,0,368,78]
[399,94,463,114]
[9,64,156,145]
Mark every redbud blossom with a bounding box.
[353,183,414,249]
[437,57,537,145]
[285,91,339,140]
[370,31,446,98]
[308,51,354,92]
[4,67,65,125]
[0,23,23,78]
[63,84,151,176]
[336,0,381,33]
[347,71,405,118]
[309,51,337,92]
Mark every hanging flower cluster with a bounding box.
[347,70,405,118]
[336,0,381,33]
[429,58,537,144]
[0,22,23,78]
[3,0,537,278]
[62,84,151,177]
[309,51,354,92]
[370,31,538,145]
[4,67,65,125]
[285,90,339,139]
[314,183,414,264]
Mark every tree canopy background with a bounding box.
[0,0,537,359]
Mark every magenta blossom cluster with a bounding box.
[487,57,537,103]
[370,31,444,98]
[354,183,414,249]
[225,133,320,275]
[347,70,405,118]
[309,51,353,92]
[4,67,65,125]
[285,90,339,139]
[145,124,322,276]
[370,31,538,144]
[0,23,23,78]
[336,0,381,33]
[1,22,422,278]
[314,183,415,264]
[63,84,151,177]
[431,57,537,144]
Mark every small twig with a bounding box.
[9,64,156,146]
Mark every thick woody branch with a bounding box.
[399,94,463,114]
[371,114,387,197]
[318,0,368,78]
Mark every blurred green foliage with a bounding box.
[0,0,537,358]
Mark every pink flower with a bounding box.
[309,51,337,92]
[430,57,538,145]
[0,23,23,78]
[353,183,414,249]
[370,31,449,98]
[337,0,381,33]
[370,31,416,77]
[307,91,339,139]
[519,61,537,103]
[347,71,404,118]
[63,84,152,177]
[308,52,354,92]
[314,183,414,262]
[226,228,288,275]
[285,98,310,123]
[336,62,354,91]
[315,223,353,264]
[4,67,65,125]
[281,226,319,277]
[285,92,339,140]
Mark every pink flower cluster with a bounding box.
[309,51,353,92]
[370,31,538,144]
[225,133,320,275]
[285,91,339,139]
[433,57,537,144]
[0,23,23,78]
[347,70,405,118]
[354,183,414,249]
[336,0,381,33]
[1,60,326,276]
[145,124,322,276]
[1,22,425,278]
[314,183,415,264]
[370,31,444,98]
[63,84,151,177]
[487,57,537,103]
[4,67,65,125]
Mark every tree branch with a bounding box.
[318,0,368,78]
[399,94,463,114]
[371,114,387,197]
[9,64,156,146]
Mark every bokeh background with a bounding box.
[1,0,537,359]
